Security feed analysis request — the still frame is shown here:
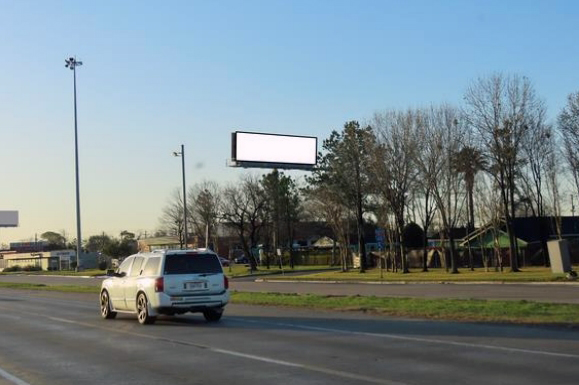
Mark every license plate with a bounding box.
[184,281,206,290]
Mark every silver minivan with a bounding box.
[100,249,230,324]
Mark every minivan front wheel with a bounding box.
[100,290,117,319]
[137,293,156,325]
[203,308,223,322]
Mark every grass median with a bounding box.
[0,281,577,326]
[0,282,99,293]
[264,266,579,283]
[232,291,579,325]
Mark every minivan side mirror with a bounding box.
[106,269,126,278]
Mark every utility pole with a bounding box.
[65,56,83,271]
[173,145,187,249]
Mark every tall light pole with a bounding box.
[173,145,187,249]
[202,188,211,249]
[65,57,83,271]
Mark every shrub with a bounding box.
[3,265,22,272]
[22,265,42,272]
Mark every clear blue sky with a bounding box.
[1,0,578,244]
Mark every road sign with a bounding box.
[375,228,385,250]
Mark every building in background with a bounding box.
[0,250,99,271]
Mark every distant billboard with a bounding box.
[230,131,317,170]
[0,211,18,227]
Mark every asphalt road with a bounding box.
[1,274,579,303]
[0,289,578,385]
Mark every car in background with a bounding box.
[218,256,230,267]
[234,255,249,264]
[99,249,229,325]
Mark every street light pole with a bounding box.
[65,57,83,271]
[173,145,187,249]
[203,189,210,249]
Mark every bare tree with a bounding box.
[371,110,419,273]
[520,117,553,265]
[464,74,544,272]
[424,105,466,274]
[303,185,351,271]
[520,112,550,218]
[545,135,563,240]
[188,181,222,250]
[220,175,267,271]
[159,188,185,248]
[413,109,440,272]
[558,91,579,199]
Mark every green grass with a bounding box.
[265,266,579,283]
[231,291,579,325]
[0,269,107,277]
[0,282,99,293]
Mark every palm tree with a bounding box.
[455,146,487,269]
[456,147,487,230]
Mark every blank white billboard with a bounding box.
[0,211,18,227]
[232,131,317,169]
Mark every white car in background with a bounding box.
[99,249,229,324]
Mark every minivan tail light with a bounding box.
[155,277,164,292]
[224,275,229,290]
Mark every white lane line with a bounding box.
[0,307,408,385]
[0,367,32,385]
[209,348,407,385]
[232,318,579,360]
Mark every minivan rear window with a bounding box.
[164,253,222,275]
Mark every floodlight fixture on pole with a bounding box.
[173,145,187,249]
[65,56,83,271]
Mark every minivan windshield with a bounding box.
[163,253,222,275]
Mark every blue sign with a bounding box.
[375,228,385,249]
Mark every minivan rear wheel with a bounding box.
[203,308,223,322]
[137,293,156,325]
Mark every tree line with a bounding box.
[158,171,301,271]
[40,230,139,261]
[156,73,579,274]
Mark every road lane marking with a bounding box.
[0,307,408,385]
[0,367,31,385]
[231,318,579,359]
[208,348,408,385]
